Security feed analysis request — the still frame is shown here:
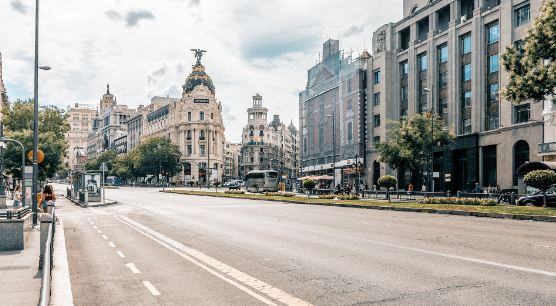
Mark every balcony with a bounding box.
[538,142,556,155]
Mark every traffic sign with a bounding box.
[100,162,108,172]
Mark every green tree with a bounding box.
[113,153,137,184]
[84,150,117,173]
[1,99,70,180]
[133,137,181,182]
[502,0,556,103]
[523,170,556,207]
[376,113,454,183]
[378,175,398,202]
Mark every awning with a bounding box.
[515,161,556,176]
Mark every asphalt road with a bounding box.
[55,185,556,305]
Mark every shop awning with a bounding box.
[515,161,556,176]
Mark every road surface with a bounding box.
[56,185,556,305]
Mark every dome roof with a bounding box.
[183,63,215,94]
[288,120,297,132]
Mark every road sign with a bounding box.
[26,149,45,163]
[100,162,108,172]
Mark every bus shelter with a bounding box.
[70,171,102,203]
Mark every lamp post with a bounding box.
[424,87,434,193]
[32,0,52,226]
[326,112,336,187]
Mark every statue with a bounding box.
[190,49,206,65]
[374,30,386,54]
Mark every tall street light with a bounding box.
[424,87,434,193]
[326,113,336,187]
[33,0,51,226]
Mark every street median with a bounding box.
[161,189,556,222]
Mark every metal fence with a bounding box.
[38,206,55,306]
[0,207,31,219]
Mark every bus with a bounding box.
[244,170,279,193]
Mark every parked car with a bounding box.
[227,180,242,190]
[516,184,556,207]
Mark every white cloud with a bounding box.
[0,0,402,142]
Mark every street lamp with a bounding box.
[32,0,52,226]
[424,87,434,193]
[326,113,336,187]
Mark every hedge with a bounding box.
[224,190,245,194]
[264,192,295,197]
[417,197,496,206]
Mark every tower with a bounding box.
[0,52,7,105]
[99,84,116,113]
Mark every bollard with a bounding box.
[39,213,53,269]
[510,193,515,205]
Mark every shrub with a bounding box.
[264,192,294,197]
[524,170,556,191]
[303,179,316,190]
[186,180,195,187]
[318,194,336,199]
[224,190,245,194]
[417,197,496,206]
[378,175,397,190]
[337,195,360,200]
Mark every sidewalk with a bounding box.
[0,225,42,306]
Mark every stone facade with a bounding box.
[241,94,299,186]
[140,54,226,184]
[366,0,543,192]
[65,103,97,170]
[86,85,135,160]
[0,52,7,121]
[223,142,241,181]
[299,40,368,187]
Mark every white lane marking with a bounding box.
[117,251,125,258]
[109,242,116,248]
[126,263,141,274]
[285,224,556,278]
[102,235,108,240]
[533,244,556,249]
[87,218,91,221]
[97,230,102,234]
[142,281,161,296]
[89,222,94,225]
[93,225,98,229]
[116,215,310,306]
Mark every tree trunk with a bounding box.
[544,191,547,208]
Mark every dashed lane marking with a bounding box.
[102,235,108,240]
[93,225,98,229]
[142,281,161,296]
[116,215,311,306]
[97,230,102,234]
[109,242,116,248]
[126,263,141,274]
[117,251,125,258]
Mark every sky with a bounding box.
[0,0,402,142]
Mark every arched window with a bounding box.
[514,140,529,185]
[259,130,264,137]
[410,5,419,14]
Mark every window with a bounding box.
[200,111,205,121]
[514,141,530,185]
[347,79,352,93]
[489,83,499,101]
[373,70,381,84]
[514,40,525,55]
[488,54,499,73]
[373,136,380,144]
[347,98,352,110]
[186,130,191,140]
[187,112,192,121]
[200,145,206,155]
[347,122,353,141]
[418,53,427,71]
[199,130,205,140]
[211,112,214,119]
[400,61,409,76]
[514,103,530,124]
[187,145,192,155]
[463,64,472,81]
[461,35,472,54]
[373,114,381,127]
[439,45,448,63]
[487,23,499,44]
[514,4,530,27]
[373,92,380,106]
[463,91,472,107]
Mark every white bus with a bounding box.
[244,170,279,192]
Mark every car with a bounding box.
[227,180,242,190]
[516,184,556,207]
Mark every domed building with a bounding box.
[140,50,226,184]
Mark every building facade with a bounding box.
[65,103,97,170]
[86,85,136,160]
[299,40,368,187]
[366,0,543,192]
[223,142,241,181]
[140,51,226,184]
[240,94,299,186]
[0,52,7,121]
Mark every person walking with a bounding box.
[13,184,22,209]
[41,184,56,213]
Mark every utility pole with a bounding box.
[32,0,40,226]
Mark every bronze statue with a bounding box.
[190,49,206,65]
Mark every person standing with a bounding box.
[41,184,56,213]
[13,184,22,208]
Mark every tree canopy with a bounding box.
[376,113,454,174]
[1,99,70,180]
[502,0,556,103]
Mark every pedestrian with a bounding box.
[408,183,414,192]
[421,184,426,192]
[472,182,480,193]
[13,184,22,209]
[41,184,56,213]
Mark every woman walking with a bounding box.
[41,184,56,213]
[13,184,22,208]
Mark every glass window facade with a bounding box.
[463,64,472,81]
[418,53,427,71]
[373,114,381,127]
[417,52,428,113]
[514,103,530,124]
[514,4,530,27]
[461,35,472,54]
[439,45,448,63]
[400,61,409,117]
[488,24,499,44]
[488,54,499,73]
[486,22,500,131]
[373,92,380,106]
[373,70,381,84]
[347,122,353,141]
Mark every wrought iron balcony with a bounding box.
[538,142,556,154]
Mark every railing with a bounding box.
[538,142,556,154]
[0,207,31,219]
[38,206,55,306]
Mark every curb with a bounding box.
[161,191,556,223]
[64,196,118,208]
[50,218,74,305]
